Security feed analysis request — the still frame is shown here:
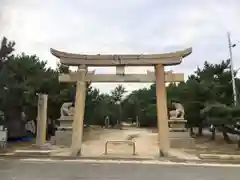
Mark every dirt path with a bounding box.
[82,127,158,157]
[82,127,240,157]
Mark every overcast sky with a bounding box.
[1,0,239,94]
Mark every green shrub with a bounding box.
[201,103,230,126]
[229,106,240,125]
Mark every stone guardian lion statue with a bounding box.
[60,102,75,118]
[169,102,185,119]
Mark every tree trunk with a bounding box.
[237,137,240,149]
[210,128,216,140]
[5,107,26,139]
[189,127,194,137]
[118,103,122,130]
[222,128,232,144]
[198,126,203,136]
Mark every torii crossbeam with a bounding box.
[59,71,184,83]
[51,48,192,66]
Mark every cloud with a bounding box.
[1,0,239,93]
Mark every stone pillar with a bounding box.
[71,66,86,156]
[155,64,170,156]
[36,94,48,147]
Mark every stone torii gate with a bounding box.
[51,48,192,156]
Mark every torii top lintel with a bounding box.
[50,47,192,66]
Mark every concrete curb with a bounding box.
[0,154,194,163]
[1,153,240,164]
[0,153,158,161]
[200,159,240,164]
[199,154,240,160]
[0,152,195,162]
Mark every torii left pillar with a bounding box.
[71,65,87,156]
[155,64,170,156]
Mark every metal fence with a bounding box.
[104,140,136,155]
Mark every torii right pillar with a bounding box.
[155,64,170,156]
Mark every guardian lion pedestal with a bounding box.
[169,102,195,148]
[54,103,74,147]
